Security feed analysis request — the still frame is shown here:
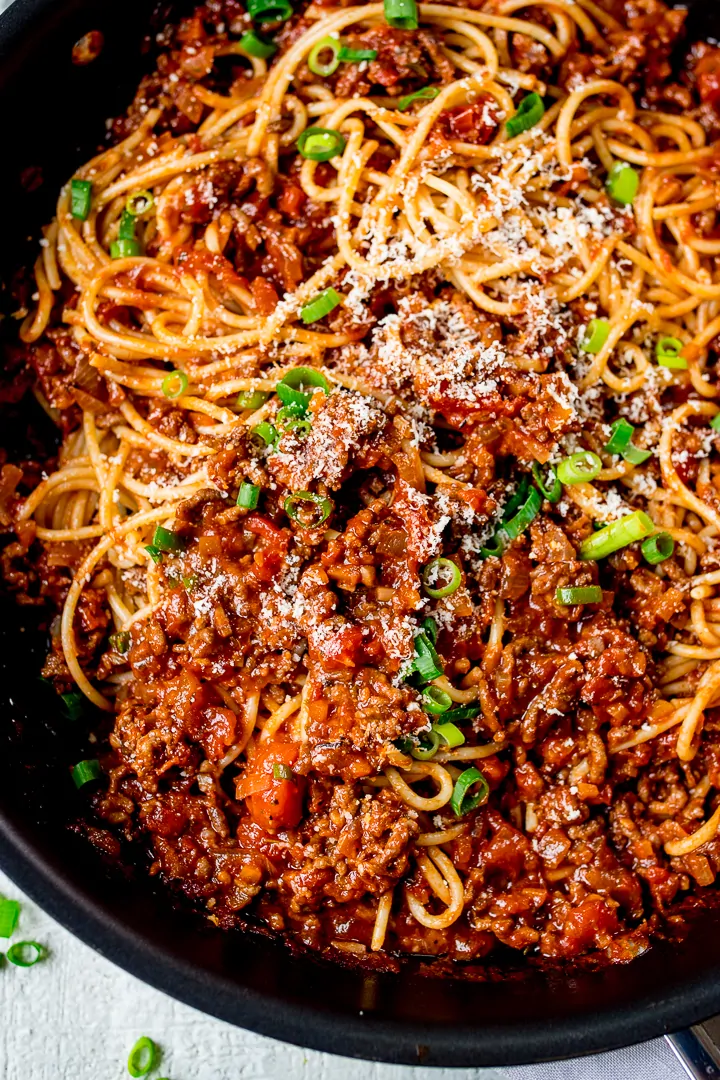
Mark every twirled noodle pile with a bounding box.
[13,0,720,950]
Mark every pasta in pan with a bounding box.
[5,0,720,966]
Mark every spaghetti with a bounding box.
[4,0,720,967]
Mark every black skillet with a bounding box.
[1,0,720,1067]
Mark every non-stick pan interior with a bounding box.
[1,0,720,1066]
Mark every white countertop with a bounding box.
[0,872,684,1079]
[0,0,689,1074]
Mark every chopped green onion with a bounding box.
[144,545,163,564]
[422,557,462,599]
[161,370,188,399]
[604,418,634,455]
[277,408,312,437]
[71,759,102,789]
[480,533,506,560]
[300,287,342,323]
[297,127,346,162]
[109,630,131,654]
[556,451,602,486]
[273,763,294,780]
[152,525,183,552]
[247,0,293,23]
[622,443,652,465]
[237,482,260,509]
[70,178,92,221]
[656,336,687,369]
[384,0,418,29]
[118,210,137,241]
[127,1036,157,1079]
[338,45,377,61]
[308,36,341,76]
[182,574,197,591]
[606,161,639,205]
[6,941,46,967]
[0,897,20,938]
[110,238,140,259]
[284,490,332,528]
[397,86,440,111]
[556,585,603,605]
[506,92,544,138]
[531,461,561,503]
[125,190,154,217]
[450,767,489,817]
[580,318,610,354]
[279,366,331,394]
[603,417,652,464]
[421,616,438,644]
[502,474,531,523]
[421,686,452,714]
[641,532,675,565]
[250,421,279,451]
[240,29,277,58]
[579,509,655,561]
[237,389,270,411]
[60,691,84,721]
[712,413,720,432]
[434,721,465,748]
[410,631,443,683]
[443,704,480,722]
[504,485,541,540]
[411,729,441,760]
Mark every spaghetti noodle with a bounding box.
[4,0,720,967]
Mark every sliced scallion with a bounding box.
[237,482,260,510]
[397,86,439,111]
[434,721,465,748]
[641,532,675,565]
[556,451,602,485]
[579,510,655,560]
[273,763,294,780]
[110,238,140,259]
[531,461,562,503]
[384,0,418,29]
[580,318,610,354]
[240,30,277,58]
[297,127,345,162]
[505,92,544,138]
[606,161,639,205]
[250,421,279,451]
[247,0,292,22]
[161,370,188,399]
[152,525,183,552]
[656,336,687,369]
[308,36,341,76]
[127,1036,157,1079]
[6,941,45,967]
[71,759,102,789]
[338,45,377,61]
[556,585,603,605]
[0,897,20,938]
[422,557,462,599]
[284,490,332,528]
[237,389,270,411]
[450,767,489,817]
[300,287,342,323]
[421,686,452,714]
[70,178,92,221]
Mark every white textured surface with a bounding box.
[0,0,685,1075]
[0,868,683,1080]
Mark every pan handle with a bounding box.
[666,1024,720,1079]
